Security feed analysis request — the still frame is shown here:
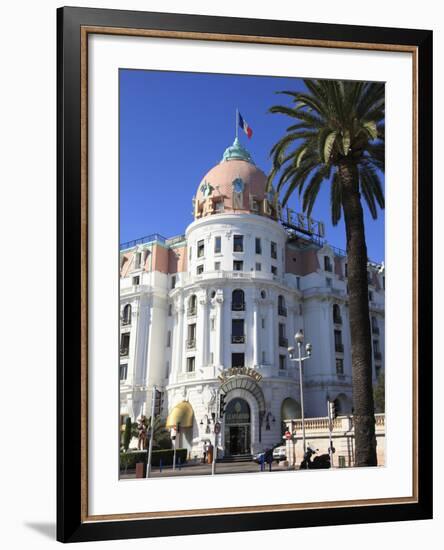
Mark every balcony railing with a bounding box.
[231,302,245,311]
[231,335,246,344]
[279,336,288,347]
[121,318,131,326]
[187,306,197,317]
[278,306,287,317]
[374,351,382,360]
[333,316,342,325]
[335,343,344,353]
[372,326,380,335]
[120,347,129,357]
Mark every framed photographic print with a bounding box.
[57,6,433,543]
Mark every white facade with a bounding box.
[119,139,385,460]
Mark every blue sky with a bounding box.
[120,70,385,262]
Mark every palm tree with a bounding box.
[268,80,384,466]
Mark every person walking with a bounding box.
[203,441,209,464]
[265,448,273,472]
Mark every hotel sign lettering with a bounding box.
[285,208,325,239]
[218,367,263,383]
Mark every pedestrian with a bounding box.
[265,448,273,472]
[203,441,209,464]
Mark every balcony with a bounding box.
[372,326,380,335]
[333,316,342,325]
[121,318,131,326]
[279,336,288,347]
[186,339,196,350]
[374,351,382,360]
[231,335,246,344]
[278,306,287,317]
[187,306,197,317]
[231,302,245,311]
[335,343,344,353]
[120,347,129,357]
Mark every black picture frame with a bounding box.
[57,6,433,543]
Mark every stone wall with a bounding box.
[284,413,385,467]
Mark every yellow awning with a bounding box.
[166,401,194,428]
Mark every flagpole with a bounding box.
[235,108,238,140]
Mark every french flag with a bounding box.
[238,112,253,139]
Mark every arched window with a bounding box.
[122,304,131,325]
[232,289,245,311]
[187,294,197,316]
[278,295,287,316]
[333,304,342,324]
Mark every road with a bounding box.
[120,460,298,479]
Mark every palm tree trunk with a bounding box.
[338,162,377,467]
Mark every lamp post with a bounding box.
[288,329,312,455]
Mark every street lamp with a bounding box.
[288,329,312,454]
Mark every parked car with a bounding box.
[272,446,287,462]
[253,443,285,464]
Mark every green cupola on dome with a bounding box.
[221,137,254,164]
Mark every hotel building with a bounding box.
[119,138,385,459]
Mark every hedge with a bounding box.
[120,449,188,469]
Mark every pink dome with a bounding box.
[194,140,275,220]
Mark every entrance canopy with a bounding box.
[220,376,265,416]
[166,401,194,428]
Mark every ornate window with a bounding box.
[333,304,342,324]
[231,353,245,368]
[120,333,130,356]
[233,235,244,252]
[232,319,245,343]
[271,241,277,259]
[186,356,195,372]
[188,295,197,316]
[278,295,287,316]
[122,304,132,325]
[334,330,344,353]
[119,364,128,381]
[214,236,221,254]
[232,289,245,311]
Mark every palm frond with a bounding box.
[330,171,343,225]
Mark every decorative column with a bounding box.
[198,292,208,369]
[267,299,275,366]
[253,299,260,367]
[215,289,224,367]
[173,295,184,377]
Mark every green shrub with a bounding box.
[122,417,132,452]
[120,448,188,470]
